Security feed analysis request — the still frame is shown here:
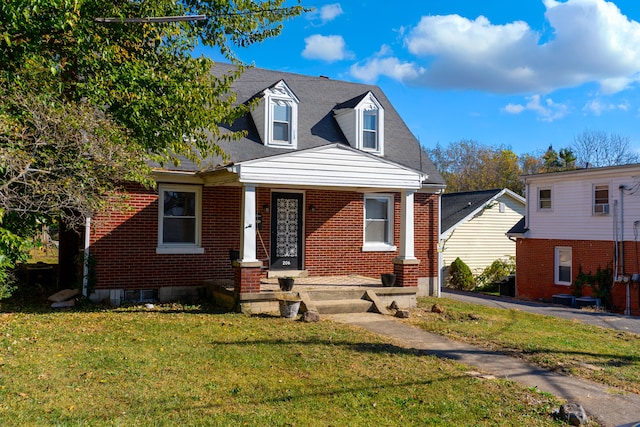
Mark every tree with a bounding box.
[572,129,640,168]
[541,145,577,172]
[426,140,524,194]
[0,0,305,295]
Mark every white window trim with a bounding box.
[356,93,384,156]
[592,183,610,216]
[362,193,396,252]
[262,81,299,149]
[156,184,204,255]
[538,187,552,211]
[554,246,572,286]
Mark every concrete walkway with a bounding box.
[327,309,640,427]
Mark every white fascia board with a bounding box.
[152,169,204,185]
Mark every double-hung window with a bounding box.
[555,246,572,285]
[363,194,395,251]
[539,188,551,210]
[272,101,291,143]
[157,184,204,254]
[593,184,609,215]
[362,109,378,150]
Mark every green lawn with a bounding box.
[0,303,566,426]
[410,297,640,394]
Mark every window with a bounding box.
[593,184,609,215]
[555,246,572,285]
[272,101,291,143]
[157,184,204,254]
[539,188,551,210]
[363,194,395,251]
[362,109,378,150]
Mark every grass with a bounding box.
[409,297,640,394]
[0,302,566,426]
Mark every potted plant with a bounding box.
[278,276,295,292]
[381,273,396,287]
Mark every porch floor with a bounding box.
[259,274,382,291]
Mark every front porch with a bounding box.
[205,274,418,316]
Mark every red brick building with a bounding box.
[508,164,640,316]
[70,66,445,308]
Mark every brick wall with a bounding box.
[516,238,640,315]
[90,186,439,291]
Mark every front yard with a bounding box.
[0,303,565,426]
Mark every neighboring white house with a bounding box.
[509,164,640,316]
[440,189,525,277]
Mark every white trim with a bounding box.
[592,183,610,216]
[157,184,203,254]
[554,246,572,286]
[260,81,299,149]
[363,193,395,251]
[538,187,552,211]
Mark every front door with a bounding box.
[270,192,303,270]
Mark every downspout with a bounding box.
[82,215,91,297]
[620,185,630,316]
[437,190,443,298]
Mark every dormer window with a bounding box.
[251,80,299,149]
[333,91,384,156]
[363,109,378,150]
[272,101,291,143]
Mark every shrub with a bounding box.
[476,256,516,289]
[448,257,475,290]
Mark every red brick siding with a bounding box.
[516,238,640,315]
[91,186,439,290]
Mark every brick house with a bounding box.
[68,65,445,308]
[508,164,640,316]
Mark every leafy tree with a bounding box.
[541,145,577,173]
[572,129,640,168]
[0,0,305,294]
[426,140,524,194]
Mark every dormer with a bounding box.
[333,91,385,156]
[251,80,299,149]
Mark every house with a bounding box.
[508,164,640,316]
[440,189,525,280]
[69,65,445,311]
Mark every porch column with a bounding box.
[394,189,420,287]
[234,184,262,294]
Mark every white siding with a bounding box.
[526,168,640,242]
[442,195,524,275]
[237,145,422,189]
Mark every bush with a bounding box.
[476,256,516,289]
[448,257,476,290]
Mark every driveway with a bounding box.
[441,288,640,335]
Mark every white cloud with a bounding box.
[350,0,640,95]
[584,99,631,115]
[502,94,569,122]
[307,3,343,25]
[302,34,351,62]
[350,57,423,83]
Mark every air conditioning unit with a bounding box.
[594,203,609,214]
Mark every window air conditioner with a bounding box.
[594,203,609,214]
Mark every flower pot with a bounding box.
[381,273,396,287]
[279,299,301,318]
[278,277,295,292]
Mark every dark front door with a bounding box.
[270,192,303,270]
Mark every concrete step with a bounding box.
[314,299,374,314]
[304,289,367,301]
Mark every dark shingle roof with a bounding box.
[441,189,504,232]
[163,65,444,185]
[507,217,527,235]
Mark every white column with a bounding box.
[240,185,258,262]
[398,189,417,260]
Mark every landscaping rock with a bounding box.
[48,288,80,303]
[431,303,445,314]
[51,299,75,308]
[394,309,410,319]
[302,310,320,323]
[559,402,588,425]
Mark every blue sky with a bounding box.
[201,0,640,156]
